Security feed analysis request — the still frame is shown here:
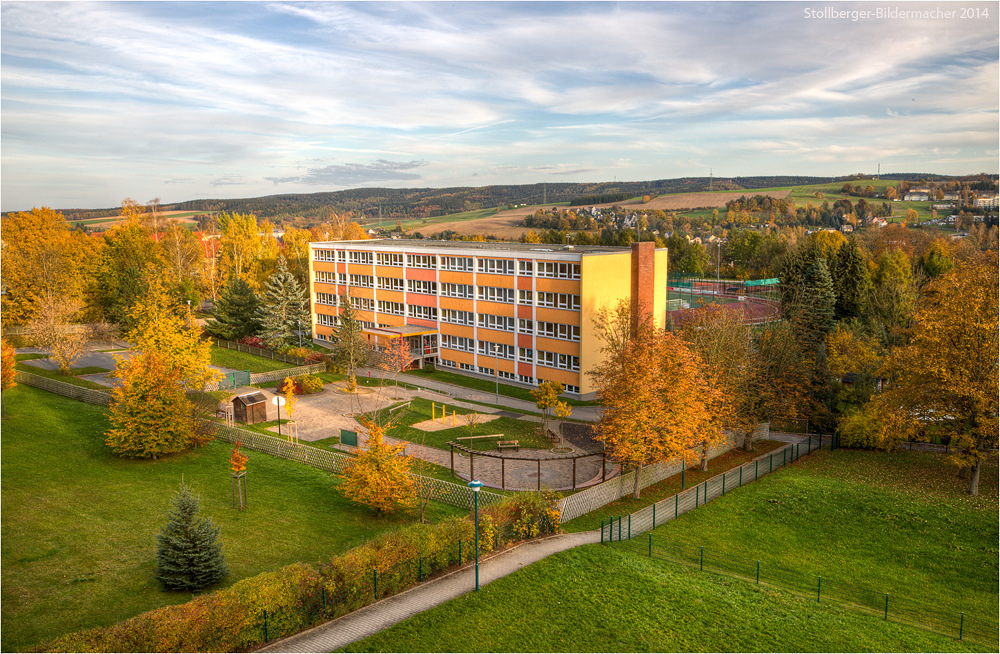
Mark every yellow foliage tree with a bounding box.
[1,336,16,418]
[591,312,726,498]
[106,352,199,459]
[853,253,998,495]
[124,275,219,391]
[27,296,88,375]
[338,419,416,514]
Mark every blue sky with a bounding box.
[2,1,997,211]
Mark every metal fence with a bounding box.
[612,532,998,649]
[15,371,502,511]
[599,438,819,541]
[557,432,741,523]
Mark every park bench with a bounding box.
[497,440,519,452]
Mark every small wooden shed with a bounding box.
[232,392,268,425]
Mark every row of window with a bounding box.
[313,250,581,279]
[315,274,581,311]
[436,359,580,394]
[437,342,580,371]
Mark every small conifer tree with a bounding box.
[206,276,260,341]
[256,256,310,348]
[155,482,228,591]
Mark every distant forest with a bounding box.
[14,173,993,223]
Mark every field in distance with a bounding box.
[413,189,793,239]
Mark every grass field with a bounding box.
[641,448,998,632]
[342,448,997,653]
[341,544,984,653]
[0,385,465,652]
[367,397,552,451]
[209,346,298,373]
[560,439,787,533]
[14,359,110,390]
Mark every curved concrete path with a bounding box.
[257,529,602,653]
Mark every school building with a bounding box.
[308,239,668,400]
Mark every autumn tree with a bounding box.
[155,482,228,591]
[825,321,884,414]
[1,336,16,418]
[217,212,265,289]
[160,222,204,306]
[125,274,218,391]
[377,337,413,392]
[106,352,200,458]
[256,256,311,349]
[591,308,725,499]
[864,249,918,348]
[530,380,565,441]
[332,295,370,390]
[91,208,165,330]
[0,207,98,325]
[27,296,88,375]
[280,225,312,283]
[848,254,998,495]
[205,276,260,341]
[678,305,812,452]
[338,418,415,514]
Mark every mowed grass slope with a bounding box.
[0,385,464,652]
[344,448,997,653]
[342,545,984,653]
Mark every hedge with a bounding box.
[38,494,559,652]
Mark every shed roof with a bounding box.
[234,392,268,405]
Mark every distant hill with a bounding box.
[7,173,989,222]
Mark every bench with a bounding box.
[497,440,520,452]
[457,433,504,441]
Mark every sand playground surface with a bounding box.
[411,412,500,432]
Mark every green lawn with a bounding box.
[343,448,997,653]
[561,439,787,533]
[0,385,466,652]
[209,345,298,373]
[367,397,552,451]
[402,367,599,407]
[342,545,984,653]
[639,448,998,633]
[14,361,110,390]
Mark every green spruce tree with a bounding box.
[155,482,228,591]
[830,237,870,322]
[255,256,311,348]
[791,258,837,353]
[205,276,260,341]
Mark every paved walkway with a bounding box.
[257,529,602,653]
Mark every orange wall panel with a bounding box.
[534,337,580,356]
[439,271,474,284]
[476,273,516,288]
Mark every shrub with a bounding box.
[39,494,554,652]
[238,335,267,349]
[299,374,323,394]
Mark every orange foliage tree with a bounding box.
[847,253,998,495]
[591,310,726,499]
[1,336,16,418]
[338,418,415,514]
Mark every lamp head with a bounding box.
[468,480,484,493]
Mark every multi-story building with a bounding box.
[308,239,668,400]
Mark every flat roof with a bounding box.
[309,238,644,255]
[367,324,438,337]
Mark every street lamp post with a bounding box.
[490,344,499,405]
[468,480,484,590]
[716,241,721,295]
